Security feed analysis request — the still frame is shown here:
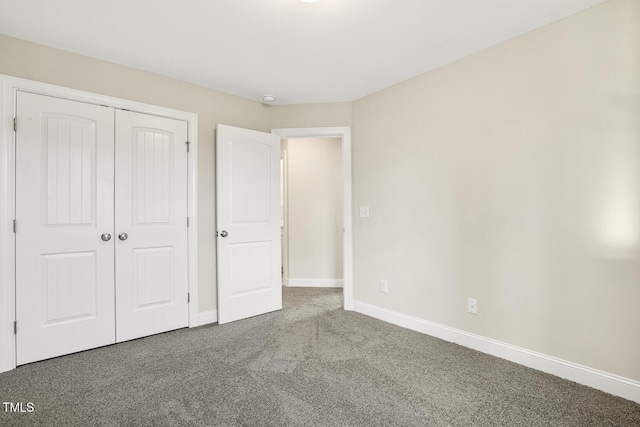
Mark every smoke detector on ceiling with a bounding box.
[262,94,276,104]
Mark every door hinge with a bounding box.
[187,217,190,227]
[187,293,190,303]
[13,219,16,233]
[13,118,17,132]
[14,321,17,335]
[186,141,190,152]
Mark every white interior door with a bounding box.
[15,92,116,364]
[216,124,282,324]
[114,110,189,342]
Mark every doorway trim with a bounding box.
[0,75,199,373]
[271,127,353,311]
[280,149,289,287]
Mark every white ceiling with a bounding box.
[0,0,606,105]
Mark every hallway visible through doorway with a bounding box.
[281,137,343,294]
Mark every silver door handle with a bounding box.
[220,230,228,238]
[118,232,128,241]
[101,233,111,242]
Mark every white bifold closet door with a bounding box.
[15,92,188,365]
[114,110,188,342]
[15,92,116,365]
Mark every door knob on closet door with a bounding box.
[101,233,112,242]
[220,230,228,238]
[118,232,128,241]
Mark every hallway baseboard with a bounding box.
[193,309,218,327]
[286,278,343,288]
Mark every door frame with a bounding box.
[272,127,353,311]
[0,75,199,373]
[280,150,289,287]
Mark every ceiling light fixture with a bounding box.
[262,94,276,104]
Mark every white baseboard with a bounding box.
[191,309,218,327]
[286,278,344,288]
[353,300,640,404]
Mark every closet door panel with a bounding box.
[15,92,116,365]
[114,110,188,342]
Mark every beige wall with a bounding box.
[352,0,640,380]
[285,137,343,282]
[271,102,352,129]
[0,34,271,312]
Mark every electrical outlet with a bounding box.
[380,279,389,294]
[359,206,370,218]
[467,298,477,315]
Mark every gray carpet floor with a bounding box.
[1,287,639,426]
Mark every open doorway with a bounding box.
[272,128,353,310]
[281,137,343,291]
